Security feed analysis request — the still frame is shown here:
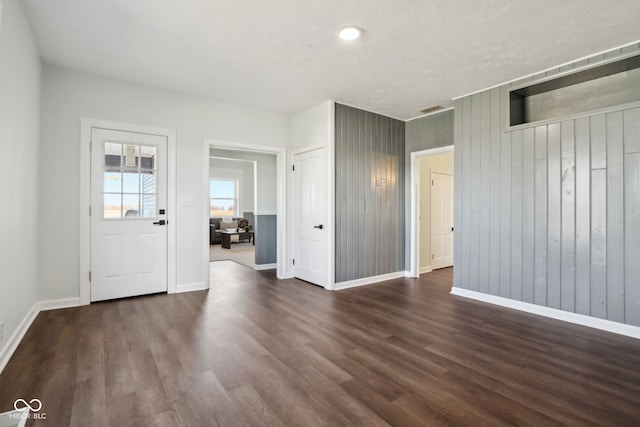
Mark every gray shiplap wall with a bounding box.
[255,214,276,265]
[335,103,405,282]
[454,43,640,326]
[405,110,454,270]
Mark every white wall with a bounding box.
[210,148,276,213]
[39,65,291,299]
[419,151,454,271]
[209,157,255,214]
[0,0,41,356]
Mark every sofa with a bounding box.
[209,217,250,245]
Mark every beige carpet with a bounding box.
[209,243,256,268]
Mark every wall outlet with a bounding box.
[0,321,4,344]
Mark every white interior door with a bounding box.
[90,128,168,302]
[431,172,454,270]
[293,148,326,286]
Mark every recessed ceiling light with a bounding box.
[339,26,361,41]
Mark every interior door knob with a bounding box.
[153,220,167,225]
[313,224,323,229]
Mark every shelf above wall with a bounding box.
[509,54,640,126]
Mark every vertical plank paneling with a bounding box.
[590,114,607,319]
[365,111,373,278]
[560,120,576,312]
[591,169,607,319]
[511,130,523,300]
[478,91,492,293]
[624,108,640,154]
[461,98,472,288]
[254,215,277,265]
[335,105,342,275]
[334,104,404,283]
[547,123,561,309]
[453,45,640,327]
[453,103,463,286]
[499,131,512,297]
[534,125,548,306]
[624,108,640,325]
[521,128,535,303]
[606,112,624,323]
[574,117,591,315]
[372,115,386,276]
[489,88,502,295]
[469,94,482,291]
[624,153,640,325]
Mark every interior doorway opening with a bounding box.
[410,146,454,278]
[203,140,287,288]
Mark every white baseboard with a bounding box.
[420,266,433,274]
[254,263,277,271]
[335,271,407,290]
[0,304,39,374]
[0,296,82,374]
[176,282,209,293]
[37,297,81,311]
[450,287,640,340]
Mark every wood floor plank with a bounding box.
[0,262,639,426]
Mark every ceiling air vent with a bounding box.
[419,105,443,114]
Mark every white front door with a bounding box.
[431,172,454,270]
[293,148,326,286]
[90,128,168,302]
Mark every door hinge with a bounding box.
[90,140,93,152]
[292,165,295,171]
[293,258,295,266]
[89,206,92,216]
[432,254,434,260]
[432,180,434,185]
[89,271,92,281]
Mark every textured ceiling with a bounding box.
[21,0,640,120]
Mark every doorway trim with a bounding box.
[409,145,454,278]
[204,139,287,283]
[79,118,177,305]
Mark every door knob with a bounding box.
[313,224,323,229]
[153,220,167,225]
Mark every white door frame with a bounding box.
[80,118,178,305]
[409,145,454,278]
[204,139,287,282]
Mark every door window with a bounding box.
[103,142,157,219]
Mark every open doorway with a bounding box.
[209,155,257,268]
[410,146,454,277]
[203,140,287,287]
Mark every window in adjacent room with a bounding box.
[210,179,238,217]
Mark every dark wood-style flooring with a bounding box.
[1,262,640,426]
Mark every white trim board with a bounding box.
[80,118,178,305]
[450,287,640,340]
[0,298,81,375]
[334,271,408,291]
[254,263,277,271]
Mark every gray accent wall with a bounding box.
[255,214,277,265]
[405,110,454,270]
[454,43,640,327]
[335,103,405,282]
